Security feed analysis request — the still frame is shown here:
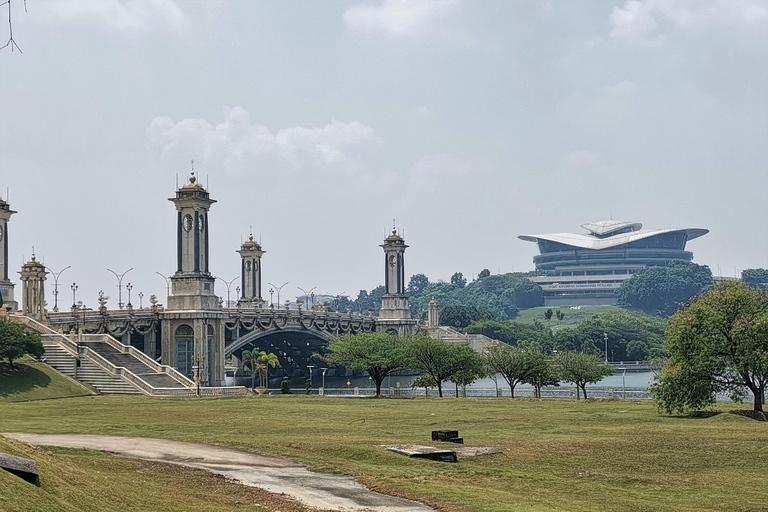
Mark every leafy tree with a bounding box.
[617,261,713,317]
[404,334,478,397]
[555,310,565,321]
[625,340,649,360]
[254,351,280,388]
[324,332,408,396]
[448,350,486,397]
[411,373,437,397]
[466,320,552,351]
[742,268,768,290]
[478,269,491,279]
[654,281,768,413]
[440,305,493,330]
[239,349,278,389]
[522,351,560,398]
[451,272,467,288]
[556,351,613,400]
[544,309,553,324]
[407,273,430,297]
[483,343,530,398]
[0,318,44,368]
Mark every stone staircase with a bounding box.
[12,314,197,395]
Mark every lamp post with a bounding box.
[297,286,317,307]
[604,332,609,364]
[268,288,274,307]
[126,283,133,310]
[618,367,627,399]
[107,267,133,309]
[155,272,171,305]
[268,282,288,306]
[70,283,78,309]
[216,275,239,308]
[320,367,328,395]
[138,292,144,310]
[45,265,71,312]
[307,364,315,394]
[326,291,345,312]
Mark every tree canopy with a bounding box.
[742,268,768,290]
[616,261,713,317]
[439,305,493,330]
[653,281,768,413]
[324,332,408,396]
[0,318,44,368]
[556,351,613,399]
[405,334,481,397]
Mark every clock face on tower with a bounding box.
[183,214,193,232]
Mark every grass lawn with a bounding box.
[515,305,626,331]
[1,395,766,512]
[0,359,93,402]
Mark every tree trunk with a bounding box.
[575,386,580,400]
[437,382,443,398]
[581,384,588,400]
[375,380,382,397]
[510,384,515,398]
[455,382,459,398]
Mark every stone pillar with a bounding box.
[19,256,47,320]
[428,297,439,328]
[237,234,265,306]
[376,228,416,336]
[0,196,17,311]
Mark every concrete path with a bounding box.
[3,433,437,512]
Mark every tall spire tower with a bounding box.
[0,195,17,311]
[376,228,415,335]
[237,233,265,306]
[167,172,218,310]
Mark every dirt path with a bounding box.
[3,433,437,512]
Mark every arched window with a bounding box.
[175,324,194,378]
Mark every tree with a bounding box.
[544,308,553,325]
[465,320,552,351]
[483,343,530,398]
[407,274,430,297]
[405,334,478,397]
[451,272,467,288]
[742,268,768,290]
[556,351,613,400]
[478,269,491,279]
[448,350,486,397]
[617,261,713,317]
[0,318,44,368]
[522,351,559,398]
[239,349,261,389]
[439,305,493,330]
[411,373,437,397]
[253,351,279,388]
[324,332,407,396]
[654,281,768,413]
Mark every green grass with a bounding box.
[1,395,766,512]
[0,359,93,402]
[515,305,625,330]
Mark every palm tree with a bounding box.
[240,349,259,390]
[254,351,280,389]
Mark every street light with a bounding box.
[618,367,627,399]
[216,275,239,308]
[297,286,317,307]
[138,292,144,309]
[44,265,71,312]
[126,283,133,309]
[326,291,345,312]
[268,288,274,307]
[268,282,289,306]
[70,283,78,309]
[307,364,315,394]
[320,367,328,395]
[107,267,133,309]
[155,272,171,305]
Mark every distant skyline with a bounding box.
[1,0,766,308]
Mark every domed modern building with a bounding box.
[518,220,708,306]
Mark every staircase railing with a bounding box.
[82,333,195,387]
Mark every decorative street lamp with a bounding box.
[45,265,71,313]
[268,282,289,306]
[297,286,317,307]
[307,364,315,393]
[107,267,133,309]
[126,283,133,309]
[70,283,78,309]
[326,291,345,312]
[155,271,171,305]
[320,367,328,395]
[216,275,239,308]
[138,291,144,310]
[268,287,274,307]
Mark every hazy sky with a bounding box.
[1,0,766,309]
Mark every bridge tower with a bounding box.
[161,172,225,386]
[0,195,17,311]
[19,255,46,320]
[237,234,265,306]
[376,228,416,336]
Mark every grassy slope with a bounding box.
[0,436,319,512]
[1,396,766,512]
[515,305,625,330]
[0,359,92,402]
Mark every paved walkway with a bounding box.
[3,433,436,512]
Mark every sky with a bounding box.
[1,0,766,309]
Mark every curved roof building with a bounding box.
[519,220,708,306]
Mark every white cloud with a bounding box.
[38,0,185,32]
[343,0,462,37]
[146,106,384,175]
[610,0,768,45]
